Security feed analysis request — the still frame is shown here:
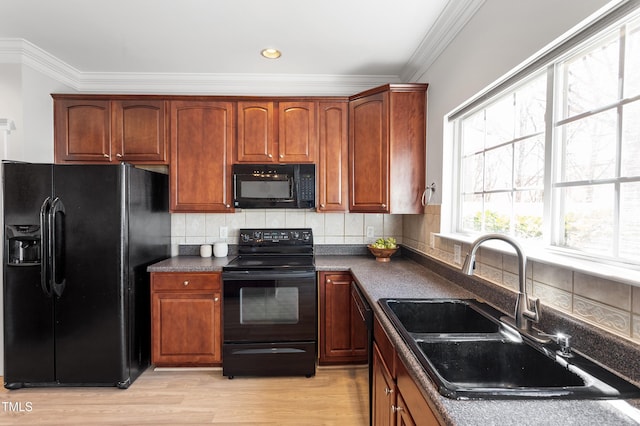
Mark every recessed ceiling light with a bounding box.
[261,48,282,59]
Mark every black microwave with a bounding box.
[232,164,315,209]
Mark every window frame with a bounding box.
[446,1,640,271]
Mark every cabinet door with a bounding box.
[395,393,416,426]
[236,101,276,163]
[170,101,234,212]
[151,291,221,366]
[349,92,390,213]
[318,101,348,212]
[54,99,111,163]
[112,99,168,164]
[372,343,395,426]
[278,101,316,163]
[319,272,353,363]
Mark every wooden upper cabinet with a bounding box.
[112,99,168,163]
[53,96,168,165]
[170,100,235,212]
[348,84,427,214]
[236,100,317,163]
[54,98,111,163]
[318,101,348,212]
[236,101,276,163]
[278,101,317,163]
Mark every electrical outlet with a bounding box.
[220,226,228,239]
[366,226,375,238]
[453,244,461,265]
[429,232,435,249]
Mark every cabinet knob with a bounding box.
[225,204,231,208]
[392,405,403,413]
[326,279,332,284]
[279,154,284,158]
[103,154,110,158]
[381,204,387,208]
[267,154,273,158]
[214,297,219,302]
[116,153,122,158]
[183,280,189,286]
[320,204,326,208]
[384,387,393,396]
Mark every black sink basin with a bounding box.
[382,299,499,334]
[378,298,640,400]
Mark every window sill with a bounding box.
[435,233,640,288]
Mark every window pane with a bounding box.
[462,153,484,193]
[514,190,544,240]
[462,110,485,155]
[461,193,483,232]
[560,184,614,256]
[625,18,640,98]
[621,101,640,177]
[485,95,515,149]
[484,193,512,233]
[516,76,546,137]
[620,182,640,261]
[514,135,545,189]
[484,145,513,191]
[559,109,617,182]
[560,34,619,118]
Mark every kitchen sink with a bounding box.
[378,298,640,400]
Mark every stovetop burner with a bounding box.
[223,228,315,272]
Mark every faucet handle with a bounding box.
[540,332,573,357]
[523,296,541,323]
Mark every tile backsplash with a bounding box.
[170,210,403,256]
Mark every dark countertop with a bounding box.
[148,254,640,425]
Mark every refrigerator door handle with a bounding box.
[39,197,53,297]
[49,197,66,297]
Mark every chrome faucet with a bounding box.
[461,234,543,337]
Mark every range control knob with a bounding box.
[240,233,251,243]
[292,231,300,240]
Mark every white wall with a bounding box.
[419,0,612,206]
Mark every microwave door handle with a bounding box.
[39,197,53,297]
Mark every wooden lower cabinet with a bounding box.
[373,316,440,426]
[319,272,368,364]
[151,272,222,366]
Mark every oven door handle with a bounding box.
[222,270,316,281]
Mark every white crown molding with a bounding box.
[401,0,486,82]
[0,39,80,88]
[74,72,401,96]
[0,38,400,96]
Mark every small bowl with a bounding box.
[368,245,398,262]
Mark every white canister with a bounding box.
[213,242,228,258]
[199,244,212,258]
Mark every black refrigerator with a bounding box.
[2,162,170,389]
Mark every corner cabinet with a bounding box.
[373,316,440,426]
[151,272,222,367]
[348,84,427,213]
[53,95,168,164]
[319,272,368,364]
[236,100,317,164]
[169,100,235,212]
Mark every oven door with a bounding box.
[222,270,317,343]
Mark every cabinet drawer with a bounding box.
[374,314,395,376]
[151,272,221,291]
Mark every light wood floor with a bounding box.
[0,366,369,425]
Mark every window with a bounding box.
[454,8,640,266]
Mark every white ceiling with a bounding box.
[0,0,483,95]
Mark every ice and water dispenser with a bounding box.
[6,225,41,265]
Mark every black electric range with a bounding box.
[221,228,317,378]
